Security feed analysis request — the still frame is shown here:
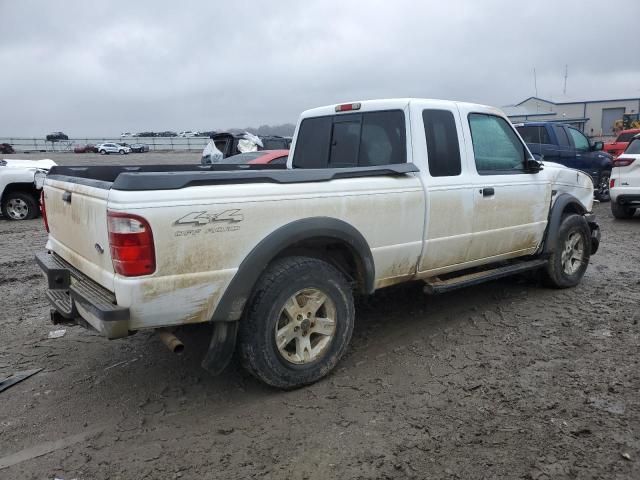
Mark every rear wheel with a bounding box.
[1,192,39,220]
[99,149,106,155]
[611,201,636,219]
[595,171,611,202]
[543,214,591,288]
[238,256,354,389]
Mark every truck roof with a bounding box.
[300,98,504,119]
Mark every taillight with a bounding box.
[610,179,615,189]
[107,211,155,276]
[40,190,49,232]
[613,157,635,167]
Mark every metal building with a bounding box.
[503,96,640,139]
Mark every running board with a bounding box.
[423,259,548,294]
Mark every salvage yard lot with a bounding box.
[1,152,639,479]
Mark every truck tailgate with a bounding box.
[43,179,115,290]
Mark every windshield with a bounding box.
[625,138,640,155]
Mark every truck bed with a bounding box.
[47,163,419,191]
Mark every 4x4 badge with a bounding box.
[174,209,244,226]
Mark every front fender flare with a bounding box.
[542,193,587,255]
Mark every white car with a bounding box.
[1,158,56,220]
[178,131,198,137]
[37,98,600,388]
[120,132,134,138]
[97,143,131,155]
[610,133,640,218]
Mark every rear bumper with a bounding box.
[35,251,130,339]
[584,213,601,255]
[615,194,640,205]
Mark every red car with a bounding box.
[73,144,98,153]
[223,149,289,165]
[604,129,640,158]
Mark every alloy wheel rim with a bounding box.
[6,198,28,220]
[275,288,337,365]
[561,231,584,275]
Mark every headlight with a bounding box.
[34,170,47,189]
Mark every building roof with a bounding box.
[516,96,640,106]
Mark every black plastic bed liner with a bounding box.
[46,163,419,191]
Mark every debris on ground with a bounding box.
[48,329,66,339]
[0,368,42,394]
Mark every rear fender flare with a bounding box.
[211,217,375,322]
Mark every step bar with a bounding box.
[423,259,548,294]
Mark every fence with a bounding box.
[0,137,210,152]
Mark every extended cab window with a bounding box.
[568,128,590,151]
[516,125,551,144]
[293,110,405,168]
[468,113,525,174]
[422,109,461,176]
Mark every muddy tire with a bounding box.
[1,191,39,221]
[611,201,636,219]
[238,256,354,389]
[543,214,591,288]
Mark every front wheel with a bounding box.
[595,171,611,202]
[119,149,125,155]
[99,149,106,155]
[611,201,636,219]
[543,214,591,288]
[238,256,355,389]
[1,192,39,220]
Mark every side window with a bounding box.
[554,126,571,147]
[292,116,332,168]
[468,113,525,174]
[568,128,590,151]
[516,126,551,144]
[422,109,461,176]
[358,111,406,166]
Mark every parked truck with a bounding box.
[1,158,55,220]
[514,121,613,201]
[36,99,600,388]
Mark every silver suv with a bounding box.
[97,143,131,155]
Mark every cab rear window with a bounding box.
[293,110,406,168]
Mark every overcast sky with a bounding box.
[1,0,639,136]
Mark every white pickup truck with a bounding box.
[1,158,55,220]
[36,99,600,388]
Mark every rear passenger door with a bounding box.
[462,111,551,262]
[418,107,475,273]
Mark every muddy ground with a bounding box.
[1,152,638,479]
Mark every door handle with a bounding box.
[62,191,72,203]
[480,187,495,197]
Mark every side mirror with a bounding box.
[592,141,604,151]
[524,158,543,173]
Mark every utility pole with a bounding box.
[533,67,538,97]
[563,64,568,96]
